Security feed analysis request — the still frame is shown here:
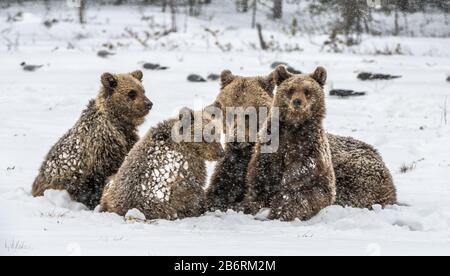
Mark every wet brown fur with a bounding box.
[101,109,224,220]
[246,67,336,221]
[32,70,152,209]
[206,71,276,211]
[208,66,397,212]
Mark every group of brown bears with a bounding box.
[32,65,397,222]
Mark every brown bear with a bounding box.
[328,134,397,208]
[246,66,336,221]
[207,67,397,212]
[32,70,152,209]
[205,70,276,212]
[100,108,225,220]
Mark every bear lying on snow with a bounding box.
[101,108,225,220]
[32,70,153,209]
[207,66,397,214]
[246,66,336,221]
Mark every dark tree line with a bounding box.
[4,0,449,20]
[3,0,449,35]
[311,0,450,45]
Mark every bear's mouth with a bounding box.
[285,107,310,123]
[289,105,307,115]
[140,107,151,117]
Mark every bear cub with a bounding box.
[101,108,225,220]
[246,66,336,221]
[206,70,276,212]
[209,68,397,212]
[32,70,152,209]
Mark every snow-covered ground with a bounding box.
[1,2,450,256]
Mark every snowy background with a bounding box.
[0,0,450,256]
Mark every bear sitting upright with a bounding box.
[32,70,153,209]
[206,70,276,212]
[246,66,336,221]
[208,68,397,212]
[101,108,225,220]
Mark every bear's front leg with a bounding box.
[244,145,284,215]
[206,143,254,212]
[65,175,104,210]
[269,177,336,221]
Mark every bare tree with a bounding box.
[256,23,268,50]
[79,0,86,24]
[273,0,282,19]
[170,0,177,32]
[251,0,257,28]
[237,0,249,12]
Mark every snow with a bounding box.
[1,1,450,256]
[125,209,146,222]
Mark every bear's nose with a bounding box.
[292,99,302,109]
[145,100,153,110]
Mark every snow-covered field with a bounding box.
[1,2,450,256]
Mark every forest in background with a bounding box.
[1,0,450,54]
[2,0,450,37]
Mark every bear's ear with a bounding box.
[271,65,294,86]
[311,66,327,87]
[130,70,143,82]
[101,73,118,90]
[220,70,235,88]
[260,75,277,97]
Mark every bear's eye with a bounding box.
[287,88,296,97]
[304,89,311,97]
[128,90,138,100]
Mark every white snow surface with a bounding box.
[1,2,450,256]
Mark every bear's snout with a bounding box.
[292,98,302,109]
[144,99,153,111]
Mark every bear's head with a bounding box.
[209,70,277,143]
[175,108,225,162]
[272,65,327,126]
[97,70,153,127]
[211,70,275,112]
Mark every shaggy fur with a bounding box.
[328,134,397,208]
[206,142,255,211]
[206,70,276,211]
[100,109,224,220]
[32,70,152,209]
[246,66,336,221]
[207,67,397,211]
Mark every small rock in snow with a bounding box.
[187,74,207,83]
[143,63,169,71]
[270,61,302,74]
[97,50,115,58]
[271,61,288,68]
[357,72,402,81]
[330,89,366,98]
[207,73,220,81]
